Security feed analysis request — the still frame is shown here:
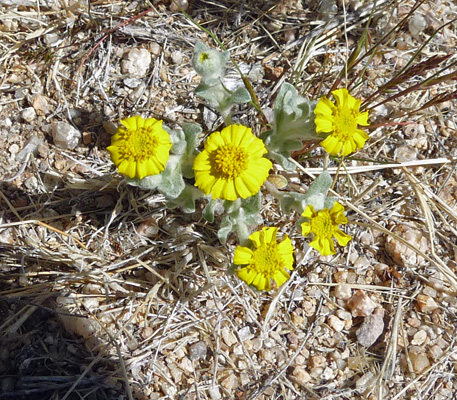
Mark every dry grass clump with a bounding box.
[1,0,457,399]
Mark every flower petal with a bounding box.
[332,88,348,107]
[357,110,370,126]
[315,96,336,117]
[334,229,352,246]
[234,247,254,265]
[252,273,269,291]
[301,205,316,219]
[272,269,291,288]
[235,267,256,285]
[262,227,278,244]
[320,135,342,155]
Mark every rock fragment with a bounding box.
[347,290,377,317]
[409,345,430,373]
[121,48,151,76]
[52,121,81,150]
[356,308,385,347]
[416,294,439,313]
[188,341,207,361]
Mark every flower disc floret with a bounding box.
[107,115,172,179]
[314,88,370,156]
[301,201,352,256]
[234,227,294,291]
[193,124,272,201]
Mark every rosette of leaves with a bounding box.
[262,83,319,170]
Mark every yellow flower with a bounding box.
[234,227,294,291]
[193,124,272,201]
[301,202,351,256]
[107,115,172,179]
[314,88,370,156]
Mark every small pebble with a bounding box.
[188,341,207,361]
[221,373,238,391]
[121,48,152,76]
[9,143,19,155]
[221,327,237,347]
[356,308,385,347]
[328,315,345,332]
[360,231,373,246]
[416,294,439,313]
[292,366,311,385]
[409,346,430,373]
[137,218,159,238]
[171,50,184,65]
[335,284,352,300]
[24,176,38,190]
[423,286,437,297]
[123,78,143,88]
[149,42,162,56]
[347,290,377,317]
[140,327,153,340]
[355,371,375,394]
[52,121,81,150]
[21,107,36,122]
[31,94,51,115]
[309,355,326,368]
[409,12,427,37]
[394,145,417,162]
[238,326,251,341]
[411,329,427,346]
[169,0,189,11]
[209,386,222,400]
[429,345,444,361]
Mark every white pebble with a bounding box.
[347,290,377,317]
[221,327,237,347]
[409,13,427,37]
[335,284,352,300]
[328,315,345,332]
[121,48,151,76]
[188,341,207,361]
[21,107,36,122]
[411,330,427,346]
[24,176,38,190]
[8,143,20,155]
[292,366,311,385]
[52,121,81,150]
[238,326,252,341]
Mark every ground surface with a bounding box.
[1,0,457,399]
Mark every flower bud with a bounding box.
[192,41,229,82]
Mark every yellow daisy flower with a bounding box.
[107,115,172,179]
[314,88,370,156]
[301,202,352,256]
[234,227,294,291]
[193,124,272,201]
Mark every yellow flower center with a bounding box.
[200,52,209,62]
[213,145,248,179]
[252,244,282,275]
[310,210,334,238]
[333,107,358,140]
[120,127,159,162]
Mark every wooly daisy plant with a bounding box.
[108,41,359,291]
